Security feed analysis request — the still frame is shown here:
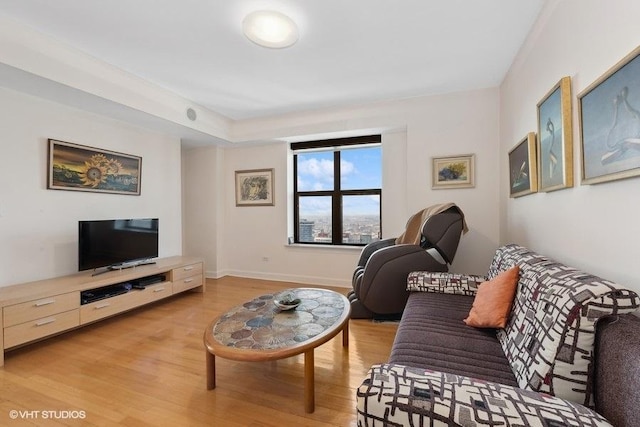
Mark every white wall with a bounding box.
[500,0,640,291]
[185,88,502,286]
[0,87,183,287]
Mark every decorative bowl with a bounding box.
[274,293,301,310]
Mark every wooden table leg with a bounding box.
[304,349,315,413]
[342,321,349,347]
[206,351,216,390]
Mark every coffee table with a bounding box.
[203,288,350,413]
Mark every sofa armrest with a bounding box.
[357,364,612,427]
[407,271,485,295]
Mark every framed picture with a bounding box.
[432,154,475,189]
[578,45,640,185]
[235,168,274,206]
[536,76,573,192]
[508,132,538,198]
[47,139,142,195]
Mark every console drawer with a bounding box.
[80,283,173,324]
[4,309,79,349]
[173,274,203,293]
[4,292,79,327]
[172,263,203,281]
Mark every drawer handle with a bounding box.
[153,287,165,293]
[36,317,56,327]
[95,303,111,309]
[183,266,194,271]
[184,278,194,283]
[35,299,56,307]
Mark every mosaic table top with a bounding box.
[210,288,349,352]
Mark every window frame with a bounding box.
[292,135,382,246]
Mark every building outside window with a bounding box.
[292,135,382,245]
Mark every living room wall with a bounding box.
[0,87,183,288]
[184,88,502,286]
[500,0,640,291]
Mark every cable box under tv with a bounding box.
[131,274,166,288]
[81,283,132,305]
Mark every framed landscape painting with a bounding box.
[235,168,274,206]
[537,76,573,192]
[579,45,640,185]
[432,154,475,189]
[508,133,538,198]
[47,139,142,195]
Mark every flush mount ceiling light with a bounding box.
[242,10,299,49]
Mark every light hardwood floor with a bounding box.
[0,277,398,426]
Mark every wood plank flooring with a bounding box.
[0,277,398,426]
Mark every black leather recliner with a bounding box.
[348,204,466,319]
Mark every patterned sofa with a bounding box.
[357,244,640,426]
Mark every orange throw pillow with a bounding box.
[464,265,520,329]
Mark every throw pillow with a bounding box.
[464,265,519,328]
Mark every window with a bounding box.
[292,135,382,245]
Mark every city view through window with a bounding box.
[296,146,381,244]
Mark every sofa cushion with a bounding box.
[488,244,640,406]
[389,291,518,386]
[357,364,613,427]
[464,265,519,328]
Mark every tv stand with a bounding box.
[0,256,204,367]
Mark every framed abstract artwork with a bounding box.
[47,139,142,195]
[235,168,275,206]
[579,45,640,185]
[508,132,538,198]
[431,154,475,189]
[536,76,573,192]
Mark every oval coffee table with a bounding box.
[203,288,350,413]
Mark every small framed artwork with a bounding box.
[537,76,573,192]
[47,139,142,195]
[508,132,538,198]
[579,45,640,185]
[235,168,275,206]
[432,154,475,189]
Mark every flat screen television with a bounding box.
[79,218,159,272]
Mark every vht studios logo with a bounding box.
[9,410,86,420]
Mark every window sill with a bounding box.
[285,243,363,251]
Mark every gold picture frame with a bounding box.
[578,45,640,185]
[508,133,538,198]
[47,139,142,195]
[536,76,573,192]
[432,154,475,189]
[235,168,275,206]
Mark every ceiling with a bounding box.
[0,0,545,125]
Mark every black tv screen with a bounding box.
[78,218,159,271]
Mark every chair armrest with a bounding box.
[357,364,613,427]
[407,271,486,295]
[356,237,396,267]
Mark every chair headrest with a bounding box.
[421,206,465,264]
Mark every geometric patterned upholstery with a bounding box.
[489,245,639,407]
[406,271,485,296]
[357,364,613,427]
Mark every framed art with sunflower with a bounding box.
[47,139,142,195]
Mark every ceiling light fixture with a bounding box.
[242,10,299,49]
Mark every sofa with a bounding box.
[356,244,640,426]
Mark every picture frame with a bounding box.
[508,132,538,198]
[431,154,475,189]
[536,76,573,192]
[578,45,640,185]
[47,139,142,195]
[235,168,275,206]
